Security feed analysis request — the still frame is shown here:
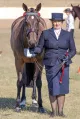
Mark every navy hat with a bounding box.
[64,8,72,12]
[50,13,65,21]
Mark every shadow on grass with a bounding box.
[0,98,50,114]
[23,104,50,115]
[0,97,15,110]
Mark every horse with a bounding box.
[71,4,80,28]
[10,3,47,112]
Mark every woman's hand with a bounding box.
[63,56,69,63]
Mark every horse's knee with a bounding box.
[17,80,23,87]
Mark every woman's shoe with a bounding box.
[49,112,56,118]
[58,112,67,118]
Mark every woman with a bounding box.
[34,13,76,117]
[64,8,74,37]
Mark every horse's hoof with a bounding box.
[38,107,46,113]
[32,99,38,107]
[15,107,21,112]
[20,100,26,108]
[20,105,26,110]
[29,104,38,112]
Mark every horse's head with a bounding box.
[22,3,44,48]
[71,4,80,20]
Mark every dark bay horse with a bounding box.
[71,4,80,28]
[10,3,47,112]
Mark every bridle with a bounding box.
[23,12,47,74]
[24,12,40,37]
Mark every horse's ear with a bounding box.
[22,3,28,12]
[35,3,41,12]
[71,4,73,7]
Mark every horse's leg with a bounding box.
[36,72,46,113]
[20,84,26,108]
[15,70,23,112]
[35,60,46,113]
[15,58,24,109]
[36,72,42,107]
[32,64,38,105]
[20,64,26,107]
[21,84,26,101]
[32,79,37,105]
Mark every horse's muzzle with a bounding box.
[28,40,37,48]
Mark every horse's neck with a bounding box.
[39,17,47,30]
[74,7,80,19]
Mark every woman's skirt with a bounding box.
[45,60,69,96]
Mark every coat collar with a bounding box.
[49,27,65,40]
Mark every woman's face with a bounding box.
[52,20,63,29]
[65,12,70,16]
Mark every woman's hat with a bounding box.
[64,8,72,13]
[50,13,65,21]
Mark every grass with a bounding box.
[0,19,80,119]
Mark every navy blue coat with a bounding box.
[34,28,76,66]
[34,27,76,96]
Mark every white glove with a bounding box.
[24,48,36,57]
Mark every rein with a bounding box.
[34,59,47,75]
[34,50,68,82]
[34,59,62,76]
[34,58,58,76]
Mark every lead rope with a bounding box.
[34,58,64,76]
[59,64,65,83]
[34,59,58,76]
[34,59,47,75]
[59,50,69,83]
[34,50,68,78]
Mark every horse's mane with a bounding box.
[37,17,47,39]
[11,16,26,53]
[11,16,25,40]
[39,17,47,29]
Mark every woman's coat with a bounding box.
[34,28,76,66]
[34,27,76,96]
